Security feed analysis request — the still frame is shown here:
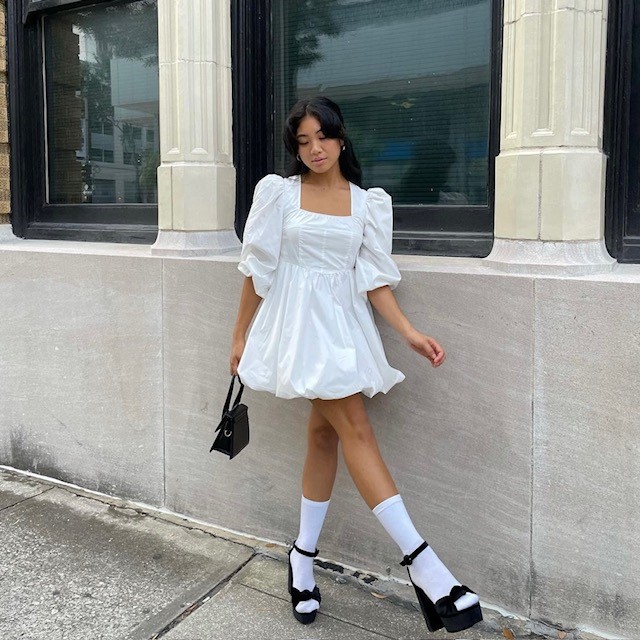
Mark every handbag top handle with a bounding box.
[222,374,245,417]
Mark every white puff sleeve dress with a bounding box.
[237,173,405,400]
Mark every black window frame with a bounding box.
[8,0,159,244]
[604,0,640,262]
[232,0,503,257]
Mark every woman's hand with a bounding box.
[404,328,446,368]
[229,337,246,375]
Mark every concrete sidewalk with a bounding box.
[0,467,603,640]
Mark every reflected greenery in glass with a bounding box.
[273,0,491,207]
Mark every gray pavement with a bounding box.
[0,468,602,640]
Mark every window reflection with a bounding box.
[273,0,491,207]
[44,0,159,205]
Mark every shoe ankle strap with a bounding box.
[293,541,320,557]
[400,540,429,566]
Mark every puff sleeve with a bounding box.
[354,187,402,300]
[237,174,285,299]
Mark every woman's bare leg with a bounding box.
[310,392,398,509]
[289,403,339,616]
[310,392,480,618]
[301,401,339,501]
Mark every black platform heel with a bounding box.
[287,541,322,625]
[400,540,483,633]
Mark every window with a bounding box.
[232,0,503,257]
[605,0,640,262]
[8,0,160,243]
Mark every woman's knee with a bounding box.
[309,425,339,452]
[307,410,339,451]
[341,418,377,446]
[311,396,376,446]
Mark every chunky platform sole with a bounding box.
[287,557,317,624]
[412,581,444,632]
[413,582,483,633]
[287,542,321,625]
[400,539,483,634]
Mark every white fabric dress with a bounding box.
[237,173,405,400]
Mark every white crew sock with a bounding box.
[372,494,479,612]
[290,495,330,615]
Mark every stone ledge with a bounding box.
[484,238,616,276]
[150,228,240,257]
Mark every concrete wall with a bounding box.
[0,248,164,503]
[0,240,638,637]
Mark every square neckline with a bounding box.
[297,174,353,218]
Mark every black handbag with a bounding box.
[209,374,249,459]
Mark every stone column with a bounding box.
[151,0,239,256]
[485,0,615,274]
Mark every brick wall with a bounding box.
[0,0,9,225]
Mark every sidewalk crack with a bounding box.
[146,552,257,639]
[239,581,400,639]
[0,485,54,512]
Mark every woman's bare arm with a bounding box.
[366,285,413,337]
[367,285,446,367]
[230,276,263,374]
[233,276,263,339]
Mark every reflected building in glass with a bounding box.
[44,1,159,206]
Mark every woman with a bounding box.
[229,96,482,634]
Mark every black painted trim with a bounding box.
[393,232,493,258]
[394,205,493,233]
[604,0,639,262]
[231,0,272,241]
[26,223,157,243]
[7,0,43,237]
[232,0,502,256]
[9,0,159,244]
[38,204,157,225]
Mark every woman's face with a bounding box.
[296,116,343,174]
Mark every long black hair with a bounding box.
[282,96,363,187]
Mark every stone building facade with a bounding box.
[0,2,638,637]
